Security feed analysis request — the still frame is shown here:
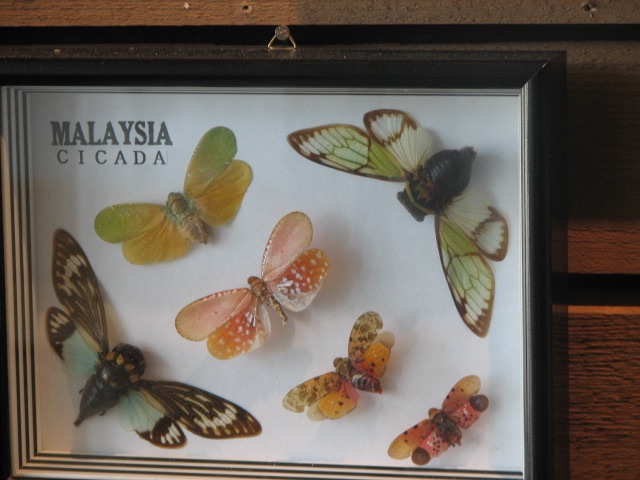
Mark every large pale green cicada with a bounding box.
[287,109,508,337]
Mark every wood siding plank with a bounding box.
[0,1,639,27]
[567,307,640,480]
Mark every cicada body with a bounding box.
[282,311,394,420]
[94,127,252,264]
[388,375,488,465]
[47,229,262,447]
[175,211,330,360]
[288,110,508,337]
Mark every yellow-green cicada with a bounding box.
[94,127,252,264]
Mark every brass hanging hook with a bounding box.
[268,25,297,51]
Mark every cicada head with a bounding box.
[333,356,350,377]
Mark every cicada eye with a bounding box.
[411,447,431,466]
[470,394,489,412]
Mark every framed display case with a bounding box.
[1,46,566,479]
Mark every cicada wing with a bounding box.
[137,380,262,441]
[183,126,238,199]
[446,190,508,261]
[364,109,435,173]
[346,312,395,379]
[354,332,395,379]
[388,418,436,461]
[441,375,481,413]
[261,211,313,283]
[50,229,108,354]
[282,371,343,413]
[475,207,508,261]
[94,203,165,243]
[46,306,100,378]
[287,124,405,181]
[441,375,488,429]
[175,288,253,341]
[177,287,269,360]
[347,311,383,365]
[310,383,359,420]
[190,159,253,227]
[269,248,330,312]
[120,216,190,265]
[95,203,189,264]
[118,388,186,448]
[206,298,271,360]
[436,216,494,337]
[448,395,489,430]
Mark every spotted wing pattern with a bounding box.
[283,312,393,421]
[175,211,329,360]
[269,248,330,312]
[282,372,343,414]
[388,375,488,465]
[175,288,272,360]
[348,311,395,378]
[204,296,271,360]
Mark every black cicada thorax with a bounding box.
[165,192,208,244]
[333,356,382,393]
[75,343,146,426]
[429,408,463,447]
[397,147,476,221]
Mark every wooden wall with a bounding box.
[1,2,639,479]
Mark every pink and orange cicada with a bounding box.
[388,375,489,465]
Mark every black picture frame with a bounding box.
[1,45,567,480]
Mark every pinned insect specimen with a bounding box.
[288,110,508,337]
[175,211,329,360]
[46,229,262,447]
[282,311,394,420]
[388,375,488,465]
[94,127,252,264]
